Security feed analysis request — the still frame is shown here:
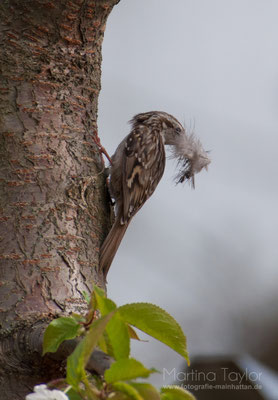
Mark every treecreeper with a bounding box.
[99,111,211,278]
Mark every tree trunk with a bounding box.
[0,0,118,397]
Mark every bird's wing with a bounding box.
[121,125,165,223]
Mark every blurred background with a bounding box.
[98,0,278,396]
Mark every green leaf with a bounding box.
[160,386,196,400]
[83,312,116,367]
[112,382,143,400]
[130,383,160,400]
[118,303,189,363]
[94,285,117,316]
[43,317,81,355]
[82,291,91,304]
[67,312,115,388]
[106,312,130,359]
[93,285,129,359]
[98,332,109,354]
[66,388,84,400]
[93,284,106,298]
[107,393,128,400]
[104,358,156,384]
[98,330,115,357]
[67,338,86,388]
[71,313,86,324]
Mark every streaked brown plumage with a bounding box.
[100,111,210,278]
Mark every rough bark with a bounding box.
[0,0,118,397]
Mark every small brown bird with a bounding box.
[100,111,210,278]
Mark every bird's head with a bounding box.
[130,111,183,137]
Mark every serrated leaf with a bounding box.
[67,312,115,388]
[118,303,189,363]
[106,312,130,359]
[130,383,160,400]
[160,386,196,400]
[112,382,143,400]
[43,317,81,355]
[105,358,156,384]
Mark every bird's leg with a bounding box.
[92,131,113,165]
[92,134,115,207]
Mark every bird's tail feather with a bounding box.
[99,216,130,278]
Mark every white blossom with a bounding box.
[25,385,69,400]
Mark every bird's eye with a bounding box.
[175,127,181,134]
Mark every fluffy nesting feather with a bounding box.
[171,130,211,188]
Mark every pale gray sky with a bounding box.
[99,0,278,386]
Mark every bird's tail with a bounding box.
[99,216,130,279]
